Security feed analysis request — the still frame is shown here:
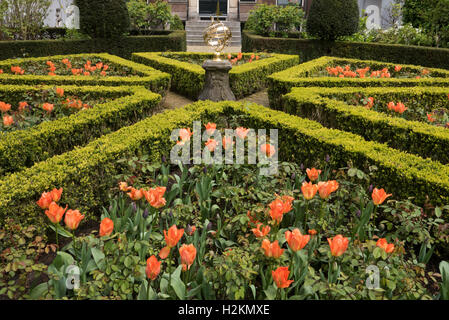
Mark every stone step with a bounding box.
[187,34,241,40]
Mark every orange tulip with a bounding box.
[306,168,321,181]
[127,187,144,201]
[119,181,131,192]
[64,209,85,230]
[179,244,197,271]
[252,223,271,238]
[308,229,317,236]
[0,101,11,112]
[99,217,114,237]
[235,127,250,139]
[285,228,310,252]
[204,122,216,135]
[301,181,318,200]
[371,188,392,205]
[327,234,349,257]
[394,102,407,114]
[394,65,402,72]
[427,113,436,122]
[237,52,243,60]
[272,266,294,289]
[2,115,13,126]
[205,138,218,152]
[261,239,284,258]
[56,87,64,97]
[50,188,63,202]
[143,186,166,208]
[160,225,184,259]
[260,144,276,157]
[0,69,3,74]
[317,180,339,199]
[269,198,285,224]
[44,202,67,224]
[222,136,235,150]
[187,225,196,236]
[179,128,193,142]
[387,101,396,111]
[18,101,28,112]
[42,103,54,112]
[376,238,395,253]
[37,191,53,209]
[146,255,161,280]
[281,195,294,214]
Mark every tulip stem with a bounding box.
[54,223,59,249]
[147,280,151,300]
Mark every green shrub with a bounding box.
[306,0,359,41]
[2,100,449,227]
[242,31,449,69]
[267,56,449,107]
[279,86,449,165]
[0,85,161,176]
[170,15,184,31]
[0,53,171,96]
[132,52,299,99]
[75,0,130,38]
[244,4,305,37]
[127,0,176,31]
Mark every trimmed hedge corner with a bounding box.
[131,52,299,99]
[268,56,449,107]
[279,86,449,165]
[0,85,161,176]
[0,53,171,96]
[1,100,448,227]
[0,31,186,60]
[242,31,449,70]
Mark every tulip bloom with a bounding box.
[119,181,131,192]
[427,113,436,122]
[269,198,285,224]
[160,225,184,259]
[260,144,276,158]
[3,115,13,126]
[0,101,11,112]
[179,128,193,142]
[306,168,321,181]
[308,229,317,236]
[56,87,64,97]
[50,188,63,202]
[37,192,54,209]
[394,65,402,72]
[187,225,196,236]
[179,244,197,271]
[261,239,284,258]
[317,180,339,199]
[301,181,318,200]
[252,223,271,238]
[64,209,85,230]
[143,186,166,208]
[18,101,28,112]
[372,188,392,205]
[127,187,144,201]
[387,101,396,111]
[205,138,218,152]
[204,122,216,135]
[99,217,114,237]
[222,136,234,150]
[376,238,395,253]
[285,228,310,252]
[235,127,250,139]
[272,266,294,289]
[45,202,67,224]
[146,255,161,280]
[328,234,349,257]
[42,103,54,112]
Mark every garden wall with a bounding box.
[0,31,186,60]
[242,31,449,70]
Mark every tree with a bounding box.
[306,0,359,41]
[75,0,130,38]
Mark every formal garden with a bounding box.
[1,0,449,302]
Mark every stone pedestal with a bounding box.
[198,59,236,102]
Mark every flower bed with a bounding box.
[5,156,449,299]
[2,100,449,230]
[0,85,161,176]
[278,86,449,164]
[0,53,171,96]
[131,52,299,99]
[267,56,449,107]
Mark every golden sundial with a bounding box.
[203,17,232,61]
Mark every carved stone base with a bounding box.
[198,59,236,102]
